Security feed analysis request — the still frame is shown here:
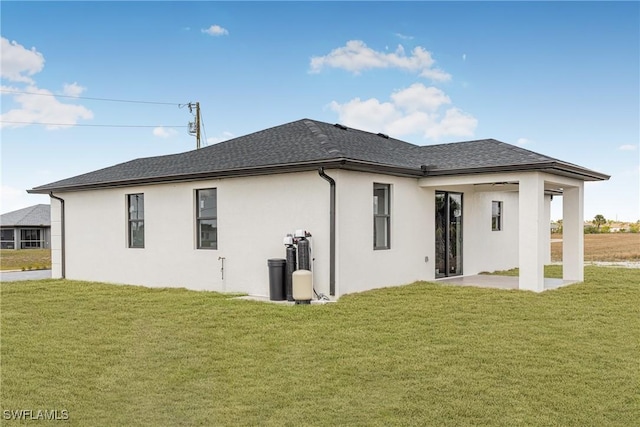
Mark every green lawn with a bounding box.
[0,249,51,271]
[1,267,639,426]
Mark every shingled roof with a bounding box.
[29,118,608,193]
[1,204,51,227]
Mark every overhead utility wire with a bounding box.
[0,89,179,106]
[0,121,187,128]
[200,113,209,147]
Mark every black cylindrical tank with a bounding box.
[285,245,297,301]
[267,259,286,301]
[298,237,311,271]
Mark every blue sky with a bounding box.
[1,1,638,221]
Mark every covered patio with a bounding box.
[419,170,598,292]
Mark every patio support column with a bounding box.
[562,184,584,281]
[544,194,552,264]
[518,173,546,292]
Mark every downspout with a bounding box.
[49,192,65,278]
[318,168,336,296]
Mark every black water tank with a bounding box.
[298,238,311,271]
[285,245,297,301]
[267,259,286,301]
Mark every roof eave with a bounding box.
[426,162,610,181]
[27,158,425,194]
[28,160,608,194]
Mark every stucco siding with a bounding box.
[334,170,433,295]
[54,171,330,296]
[463,190,520,274]
[50,199,63,277]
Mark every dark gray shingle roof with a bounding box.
[29,118,608,193]
[1,204,50,227]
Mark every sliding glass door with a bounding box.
[435,192,463,278]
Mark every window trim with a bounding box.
[492,200,503,231]
[127,193,145,248]
[373,183,391,250]
[196,188,218,250]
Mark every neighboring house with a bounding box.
[29,119,609,296]
[609,222,629,233]
[0,204,51,249]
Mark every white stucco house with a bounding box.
[29,119,608,297]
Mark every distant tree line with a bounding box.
[553,216,640,234]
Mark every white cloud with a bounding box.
[1,84,93,130]
[424,108,477,140]
[0,37,45,83]
[516,138,531,146]
[62,82,86,97]
[152,126,177,138]
[619,144,637,151]
[462,53,467,61]
[206,131,234,145]
[1,38,92,130]
[394,33,414,40]
[201,25,229,36]
[329,82,476,141]
[310,40,451,82]
[390,83,450,112]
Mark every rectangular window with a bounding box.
[1,229,15,249]
[492,201,502,231]
[20,229,42,248]
[373,183,390,250]
[128,194,144,248]
[197,188,217,249]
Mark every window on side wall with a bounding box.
[492,201,503,231]
[373,183,391,250]
[197,188,217,249]
[128,194,145,248]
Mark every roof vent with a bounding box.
[334,123,348,130]
[377,133,389,139]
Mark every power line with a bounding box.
[201,112,209,147]
[0,89,180,106]
[0,120,187,128]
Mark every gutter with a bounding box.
[318,168,336,296]
[48,193,65,278]
[27,159,426,194]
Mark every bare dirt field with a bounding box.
[551,233,640,262]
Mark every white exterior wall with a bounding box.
[49,167,568,297]
[54,171,330,297]
[333,170,433,295]
[50,198,63,277]
[463,190,520,274]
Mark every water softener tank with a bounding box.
[285,244,297,301]
[293,270,313,304]
[297,237,310,271]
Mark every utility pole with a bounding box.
[187,102,201,149]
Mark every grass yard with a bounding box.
[0,249,51,271]
[551,233,640,262]
[2,266,639,426]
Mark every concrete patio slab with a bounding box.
[436,274,578,291]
